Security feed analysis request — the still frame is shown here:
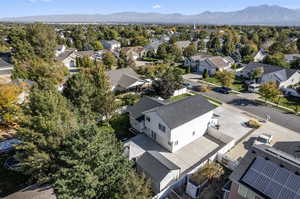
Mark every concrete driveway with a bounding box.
[203,90,300,133]
[213,105,254,141]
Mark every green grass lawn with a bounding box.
[0,153,29,197]
[204,76,247,92]
[167,93,192,103]
[268,96,300,112]
[109,114,135,141]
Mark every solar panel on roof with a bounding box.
[264,181,282,199]
[252,157,266,171]
[273,167,290,185]
[287,174,300,193]
[278,187,295,199]
[242,169,260,185]
[254,174,270,193]
[262,161,278,178]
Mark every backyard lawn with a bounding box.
[109,114,136,141]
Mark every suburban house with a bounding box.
[239,62,300,93]
[175,41,191,50]
[0,53,13,76]
[184,55,235,75]
[3,184,56,199]
[145,40,164,53]
[55,45,67,57]
[122,46,146,60]
[125,95,234,193]
[55,48,78,71]
[100,40,121,52]
[226,143,300,199]
[254,49,267,62]
[107,67,146,92]
[285,54,300,63]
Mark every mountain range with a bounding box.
[2,5,300,26]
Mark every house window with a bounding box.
[151,131,157,141]
[174,141,178,146]
[158,123,166,133]
[146,117,150,122]
[192,131,196,136]
[238,184,255,199]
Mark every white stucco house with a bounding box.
[239,62,300,94]
[100,40,121,52]
[125,95,234,194]
[253,49,267,62]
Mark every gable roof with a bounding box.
[3,184,56,199]
[242,62,298,82]
[127,96,166,121]
[55,49,76,62]
[107,67,142,89]
[175,41,191,49]
[136,151,180,182]
[206,56,230,68]
[146,95,216,129]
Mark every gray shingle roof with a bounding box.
[136,151,180,181]
[242,62,298,82]
[127,96,166,121]
[107,67,141,88]
[146,95,216,129]
[55,49,76,62]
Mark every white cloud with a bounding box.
[152,4,161,9]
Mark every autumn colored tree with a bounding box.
[216,71,235,88]
[259,82,282,102]
[0,83,22,128]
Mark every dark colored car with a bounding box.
[0,139,22,155]
[4,157,21,169]
[214,86,232,94]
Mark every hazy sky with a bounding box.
[1,0,300,18]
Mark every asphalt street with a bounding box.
[204,91,300,133]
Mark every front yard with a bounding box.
[167,93,192,103]
[204,76,246,92]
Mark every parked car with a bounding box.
[214,86,232,94]
[256,133,273,144]
[0,139,22,155]
[4,157,21,169]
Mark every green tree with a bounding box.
[222,34,235,56]
[102,51,116,70]
[12,58,68,90]
[203,69,209,79]
[153,67,184,99]
[197,40,206,51]
[250,67,264,81]
[93,41,103,51]
[183,43,197,57]
[263,53,289,68]
[259,82,282,102]
[16,88,79,183]
[53,125,152,199]
[216,71,235,88]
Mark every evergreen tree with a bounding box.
[15,88,79,183]
[53,125,152,199]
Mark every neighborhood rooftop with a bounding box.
[145,94,216,129]
[107,67,141,89]
[127,96,166,121]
